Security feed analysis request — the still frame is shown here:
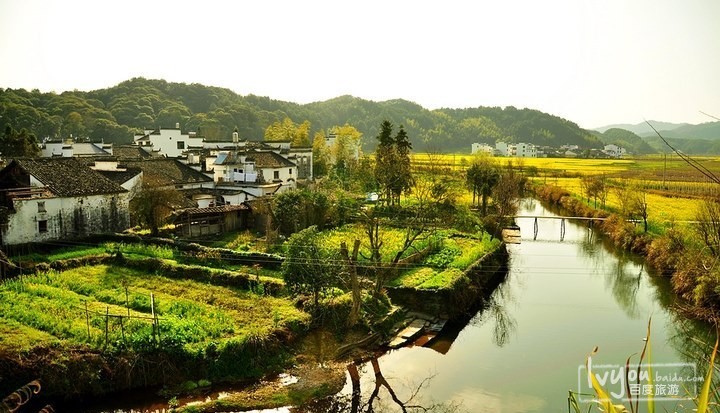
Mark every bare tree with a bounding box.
[696,199,720,256]
[492,167,523,226]
[581,175,608,208]
[614,180,636,219]
[631,190,649,233]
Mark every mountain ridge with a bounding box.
[0,77,651,153]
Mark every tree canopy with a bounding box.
[1,126,40,159]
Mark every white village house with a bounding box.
[603,144,626,158]
[471,143,495,155]
[132,128,311,195]
[209,148,298,197]
[494,142,538,157]
[133,124,204,158]
[0,158,131,246]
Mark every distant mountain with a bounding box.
[643,135,720,155]
[0,77,603,152]
[594,121,689,135]
[639,121,720,141]
[590,128,656,155]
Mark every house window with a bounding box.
[177,141,185,150]
[37,201,46,213]
[273,171,280,180]
[38,220,48,233]
[289,168,292,175]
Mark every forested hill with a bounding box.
[0,77,603,152]
[589,128,656,155]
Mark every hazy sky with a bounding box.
[1,0,718,128]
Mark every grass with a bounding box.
[14,242,175,264]
[0,317,60,355]
[13,245,110,263]
[388,232,501,290]
[0,265,309,355]
[202,230,261,251]
[318,223,438,263]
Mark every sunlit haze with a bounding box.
[1,0,718,128]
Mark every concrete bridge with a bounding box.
[506,215,610,241]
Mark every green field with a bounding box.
[0,264,308,357]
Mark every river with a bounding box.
[290,198,713,413]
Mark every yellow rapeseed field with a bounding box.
[530,177,702,222]
[411,153,717,224]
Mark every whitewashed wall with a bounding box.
[2,193,130,245]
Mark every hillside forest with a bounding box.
[3,77,719,154]
[0,77,605,153]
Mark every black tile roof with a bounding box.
[246,150,296,168]
[96,167,142,185]
[5,158,127,197]
[124,159,213,187]
[114,145,157,160]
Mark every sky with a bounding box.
[1,0,719,129]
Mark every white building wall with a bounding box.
[262,166,296,191]
[603,144,626,158]
[515,143,537,158]
[495,142,510,156]
[40,142,70,157]
[220,192,255,205]
[135,129,204,158]
[2,194,130,245]
[471,143,494,155]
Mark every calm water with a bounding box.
[292,198,712,413]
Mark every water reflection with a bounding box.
[470,285,517,348]
[295,357,463,413]
[604,256,643,318]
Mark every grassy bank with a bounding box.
[388,231,501,290]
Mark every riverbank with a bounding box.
[171,240,510,412]
[386,239,508,317]
[0,228,509,411]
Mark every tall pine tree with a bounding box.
[374,121,413,206]
[391,125,413,204]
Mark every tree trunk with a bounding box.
[341,240,362,327]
